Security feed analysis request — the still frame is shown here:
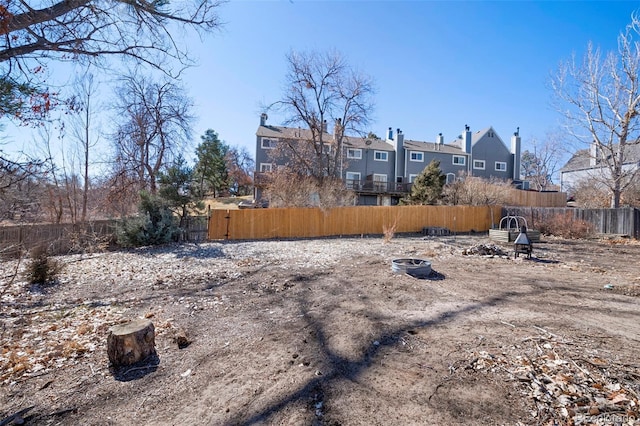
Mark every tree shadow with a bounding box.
[109,352,160,382]
[226,285,542,425]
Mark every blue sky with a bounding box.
[3,0,640,172]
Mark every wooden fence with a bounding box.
[504,189,567,207]
[0,216,210,256]
[503,207,640,239]
[208,205,503,240]
[0,220,117,257]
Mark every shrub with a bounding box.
[116,192,180,247]
[382,218,398,243]
[537,212,594,239]
[24,245,61,284]
[442,175,512,206]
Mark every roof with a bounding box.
[343,137,395,151]
[560,149,590,173]
[257,124,396,151]
[402,139,465,155]
[560,144,640,173]
[257,124,507,156]
[256,125,332,141]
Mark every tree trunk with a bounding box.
[107,319,156,367]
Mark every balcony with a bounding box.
[254,173,412,195]
[345,179,412,195]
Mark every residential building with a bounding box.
[560,142,640,198]
[255,114,524,205]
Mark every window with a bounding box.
[446,173,456,184]
[495,161,507,171]
[347,148,362,159]
[261,138,277,149]
[259,163,273,172]
[319,143,331,154]
[374,151,388,161]
[409,174,418,183]
[473,160,485,170]
[345,172,361,189]
[409,151,424,162]
[452,155,466,166]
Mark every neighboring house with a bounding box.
[255,114,524,205]
[560,142,640,197]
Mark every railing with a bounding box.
[255,173,412,194]
[344,179,412,194]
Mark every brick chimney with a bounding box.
[260,113,268,126]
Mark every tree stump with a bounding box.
[107,319,156,367]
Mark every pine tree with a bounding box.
[406,160,445,205]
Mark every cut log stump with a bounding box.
[107,319,156,367]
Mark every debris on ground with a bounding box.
[461,244,509,257]
[468,331,640,425]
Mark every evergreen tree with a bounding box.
[194,129,230,197]
[116,191,179,247]
[406,160,445,205]
[158,156,204,227]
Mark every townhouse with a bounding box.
[255,114,524,205]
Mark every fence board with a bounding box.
[1,216,210,256]
[209,205,503,240]
[503,207,640,239]
[0,220,117,256]
[504,189,567,207]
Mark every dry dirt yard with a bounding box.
[2,234,640,426]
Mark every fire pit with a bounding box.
[391,258,432,277]
[514,226,533,259]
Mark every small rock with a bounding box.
[174,329,191,349]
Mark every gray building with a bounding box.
[255,114,523,205]
[560,142,640,197]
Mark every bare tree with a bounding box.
[552,12,640,207]
[111,73,194,195]
[0,153,44,221]
[442,175,512,206]
[225,146,254,196]
[67,73,101,222]
[521,135,562,191]
[269,50,375,181]
[0,0,222,120]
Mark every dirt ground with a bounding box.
[2,234,640,425]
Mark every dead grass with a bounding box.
[204,196,251,210]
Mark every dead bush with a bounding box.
[24,245,62,285]
[382,218,398,243]
[442,175,512,206]
[264,169,356,208]
[569,179,610,208]
[537,213,594,239]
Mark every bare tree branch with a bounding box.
[552,12,640,207]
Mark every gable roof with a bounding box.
[560,144,640,173]
[449,126,508,149]
[560,149,589,173]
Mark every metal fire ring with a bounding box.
[391,258,432,277]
